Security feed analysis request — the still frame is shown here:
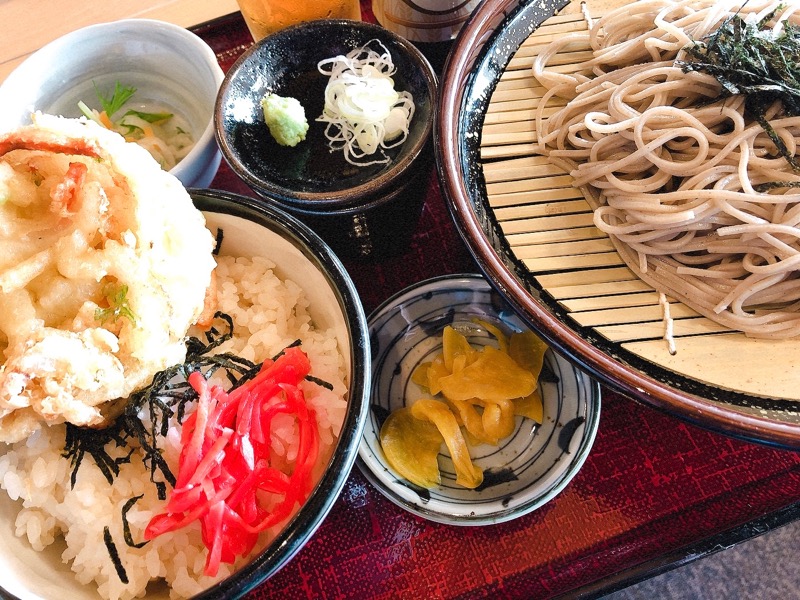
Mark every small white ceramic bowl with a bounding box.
[0,19,223,188]
[358,274,601,525]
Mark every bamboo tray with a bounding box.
[437,0,800,447]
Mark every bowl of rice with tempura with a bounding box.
[0,114,370,600]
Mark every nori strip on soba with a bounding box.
[680,6,800,172]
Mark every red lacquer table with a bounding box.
[194,6,800,598]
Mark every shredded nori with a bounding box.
[122,495,148,549]
[212,227,224,256]
[103,526,129,584]
[61,311,338,580]
[62,311,259,495]
[753,180,800,192]
[305,374,334,391]
[63,426,134,489]
[271,338,303,358]
[235,338,335,390]
[679,4,800,172]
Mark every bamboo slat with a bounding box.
[486,173,574,194]
[505,225,603,246]
[596,317,728,343]
[507,48,594,71]
[559,289,660,308]
[494,200,593,220]
[479,0,800,399]
[483,103,564,126]
[487,187,582,208]
[511,238,615,260]
[483,119,540,139]
[481,143,542,160]
[483,155,556,179]
[487,171,567,194]
[499,212,595,235]
[569,303,700,328]
[546,279,652,299]
[536,266,637,288]
[521,252,624,272]
[489,87,546,104]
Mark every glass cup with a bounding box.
[236,0,362,41]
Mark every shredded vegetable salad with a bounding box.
[317,40,415,166]
[78,81,195,170]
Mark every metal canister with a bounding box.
[372,0,481,42]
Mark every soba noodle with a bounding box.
[532,0,800,338]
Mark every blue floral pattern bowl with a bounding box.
[358,274,601,525]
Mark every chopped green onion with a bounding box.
[77,100,103,126]
[94,282,137,325]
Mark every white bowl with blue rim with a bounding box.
[357,274,601,525]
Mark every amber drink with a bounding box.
[237,0,362,40]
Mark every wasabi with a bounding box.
[260,93,309,147]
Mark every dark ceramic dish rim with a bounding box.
[0,189,371,599]
[214,19,438,208]
[188,189,370,598]
[356,273,601,526]
[434,0,800,448]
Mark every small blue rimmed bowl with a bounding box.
[357,274,600,526]
[0,19,224,188]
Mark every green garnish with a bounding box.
[680,5,800,172]
[116,122,144,138]
[77,100,103,126]
[96,81,137,118]
[122,109,173,123]
[78,82,174,126]
[95,282,137,325]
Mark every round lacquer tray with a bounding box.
[436,0,800,447]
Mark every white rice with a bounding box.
[0,255,348,599]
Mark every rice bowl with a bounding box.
[0,191,370,599]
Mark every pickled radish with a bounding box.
[380,407,444,489]
[381,323,549,490]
